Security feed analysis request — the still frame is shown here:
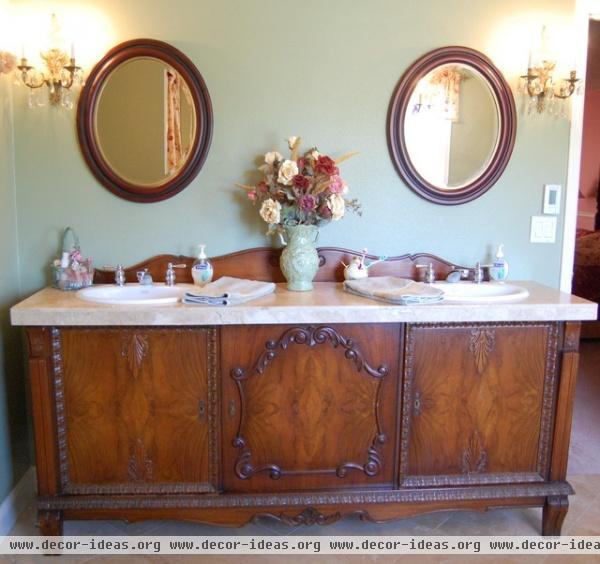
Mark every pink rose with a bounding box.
[256,181,269,194]
[329,175,344,194]
[318,204,332,219]
[298,194,316,212]
[247,190,257,201]
[293,174,311,190]
[315,155,339,176]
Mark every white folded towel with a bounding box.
[343,276,444,305]
[183,276,276,306]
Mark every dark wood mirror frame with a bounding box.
[77,38,213,203]
[387,46,516,205]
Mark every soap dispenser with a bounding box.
[489,244,509,282]
[191,244,214,287]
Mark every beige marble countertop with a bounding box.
[9,281,597,326]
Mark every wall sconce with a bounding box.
[519,26,581,116]
[15,13,84,109]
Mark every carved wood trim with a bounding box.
[253,507,342,526]
[51,328,70,492]
[231,325,389,481]
[121,333,149,378]
[401,471,544,487]
[128,438,154,482]
[93,247,471,284]
[461,431,488,474]
[538,322,560,479]
[54,327,220,495]
[62,482,218,495]
[206,328,220,491]
[400,322,560,485]
[38,481,574,511]
[469,328,495,374]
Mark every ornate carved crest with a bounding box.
[128,438,154,482]
[469,328,495,374]
[255,507,341,526]
[121,333,149,378]
[461,431,488,474]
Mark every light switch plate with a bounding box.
[530,215,557,243]
[543,184,561,215]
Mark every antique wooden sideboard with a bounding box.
[10,248,597,536]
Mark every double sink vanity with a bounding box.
[10,248,597,536]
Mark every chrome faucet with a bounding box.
[165,263,187,286]
[473,262,484,284]
[445,267,469,283]
[103,264,126,286]
[416,262,435,284]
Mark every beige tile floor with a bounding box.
[4,341,600,563]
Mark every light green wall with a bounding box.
[12,0,574,296]
[0,62,28,502]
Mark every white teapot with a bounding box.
[342,249,387,280]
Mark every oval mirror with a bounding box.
[387,47,516,205]
[77,39,213,203]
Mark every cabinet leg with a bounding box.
[38,510,63,536]
[542,495,568,536]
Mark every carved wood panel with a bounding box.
[56,327,219,494]
[221,324,401,492]
[400,322,559,487]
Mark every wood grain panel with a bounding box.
[401,323,559,486]
[221,324,401,492]
[59,327,217,493]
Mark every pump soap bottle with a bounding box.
[490,244,509,282]
[191,244,214,287]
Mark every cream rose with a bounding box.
[287,136,298,149]
[264,151,283,165]
[327,194,345,221]
[277,159,298,185]
[259,198,281,224]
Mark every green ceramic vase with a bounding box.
[280,224,319,291]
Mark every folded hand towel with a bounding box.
[183,276,276,306]
[343,276,444,305]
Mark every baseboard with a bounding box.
[0,466,36,536]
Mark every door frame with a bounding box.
[560,0,600,291]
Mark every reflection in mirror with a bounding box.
[403,64,499,189]
[387,46,516,205]
[95,57,197,188]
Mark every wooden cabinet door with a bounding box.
[57,327,219,494]
[221,324,401,492]
[400,322,559,487]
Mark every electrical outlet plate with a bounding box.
[530,215,557,243]
[543,184,561,215]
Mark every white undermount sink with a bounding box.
[77,284,190,305]
[431,281,529,302]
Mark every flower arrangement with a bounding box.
[238,136,361,234]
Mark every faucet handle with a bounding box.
[416,262,435,283]
[165,263,187,286]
